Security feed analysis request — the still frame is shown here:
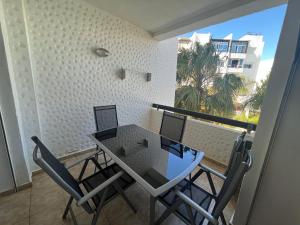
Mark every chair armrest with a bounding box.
[199,163,226,181]
[77,171,124,206]
[175,190,219,225]
[66,150,101,169]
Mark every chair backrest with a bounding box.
[159,111,187,142]
[31,136,93,213]
[32,136,83,199]
[223,131,247,176]
[213,143,252,218]
[94,105,118,132]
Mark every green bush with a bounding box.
[233,112,260,125]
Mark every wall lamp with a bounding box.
[94,47,110,57]
[117,68,152,82]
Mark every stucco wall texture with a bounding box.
[1,0,177,172]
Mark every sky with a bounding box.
[179,4,287,60]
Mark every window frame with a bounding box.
[230,41,248,53]
[212,39,230,53]
[244,63,252,69]
[228,58,244,68]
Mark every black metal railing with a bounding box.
[152,103,257,132]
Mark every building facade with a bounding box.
[178,32,265,82]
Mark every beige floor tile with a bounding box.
[30,182,67,218]
[161,214,186,225]
[0,188,31,225]
[0,153,237,225]
[124,184,150,220]
[75,211,110,225]
[110,213,144,225]
[103,195,136,223]
[13,218,30,225]
[31,172,60,192]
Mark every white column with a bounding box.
[233,1,300,224]
[0,0,41,176]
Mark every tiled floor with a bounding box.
[0,152,236,225]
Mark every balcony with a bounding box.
[0,147,236,225]
[0,1,298,225]
[0,103,255,225]
[0,77,253,224]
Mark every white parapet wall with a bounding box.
[149,108,254,166]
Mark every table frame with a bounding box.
[89,124,204,225]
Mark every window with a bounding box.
[228,59,244,68]
[212,40,229,52]
[218,60,225,67]
[231,41,248,53]
[244,64,252,69]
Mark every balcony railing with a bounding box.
[150,104,255,165]
[152,103,256,132]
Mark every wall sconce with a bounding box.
[118,68,126,80]
[116,68,151,82]
[94,47,110,57]
[146,73,152,82]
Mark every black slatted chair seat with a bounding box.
[159,179,214,225]
[81,163,135,210]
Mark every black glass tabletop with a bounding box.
[90,124,204,196]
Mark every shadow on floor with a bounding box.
[0,153,236,225]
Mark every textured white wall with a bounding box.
[149,109,253,165]
[4,0,176,171]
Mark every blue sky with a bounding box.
[179,4,287,60]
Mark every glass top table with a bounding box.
[89,124,204,197]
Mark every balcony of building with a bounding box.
[0,0,299,225]
[0,103,255,225]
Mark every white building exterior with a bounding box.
[256,58,273,83]
[178,32,265,82]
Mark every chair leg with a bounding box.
[91,188,109,225]
[206,172,217,196]
[94,153,99,173]
[185,203,196,225]
[96,147,108,168]
[63,196,74,219]
[149,196,156,225]
[69,206,79,225]
[63,197,79,225]
[112,182,136,213]
[220,212,227,225]
[191,167,204,183]
[78,159,90,182]
[155,198,182,225]
[103,151,108,167]
[90,157,103,171]
[188,173,193,199]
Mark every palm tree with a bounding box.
[175,42,244,116]
[207,74,244,116]
[176,48,190,87]
[244,76,269,110]
[175,42,219,111]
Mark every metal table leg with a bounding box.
[150,195,156,225]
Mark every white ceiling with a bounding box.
[85,0,225,32]
[84,0,286,40]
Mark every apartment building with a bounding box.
[178,32,265,81]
